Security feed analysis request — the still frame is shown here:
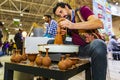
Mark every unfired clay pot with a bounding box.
[35,51,43,66]
[14,50,22,63]
[10,49,16,62]
[42,48,51,68]
[58,55,67,70]
[64,54,73,69]
[27,54,37,66]
[70,57,80,65]
[21,48,27,61]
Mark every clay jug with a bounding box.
[10,49,16,62]
[54,27,63,44]
[27,54,37,66]
[58,55,67,70]
[14,50,22,63]
[21,48,27,61]
[64,54,73,69]
[42,48,51,68]
[35,51,43,66]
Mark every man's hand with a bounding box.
[58,18,74,29]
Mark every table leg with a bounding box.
[85,67,91,80]
[4,69,13,80]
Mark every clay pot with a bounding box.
[54,27,63,44]
[64,54,73,69]
[35,51,43,66]
[27,54,37,66]
[14,50,22,63]
[42,48,51,68]
[10,49,16,62]
[58,55,67,70]
[21,48,27,61]
[70,57,80,65]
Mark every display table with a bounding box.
[4,60,91,80]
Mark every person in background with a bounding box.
[43,15,58,38]
[14,29,23,54]
[49,2,107,80]
[0,22,3,48]
[8,39,14,55]
[108,35,120,51]
[108,35,120,60]
[0,22,3,67]
[2,40,10,55]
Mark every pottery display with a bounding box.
[27,54,37,66]
[58,55,67,70]
[64,54,73,68]
[10,49,16,62]
[21,48,27,61]
[14,50,22,63]
[42,48,51,68]
[35,51,43,66]
[70,57,80,65]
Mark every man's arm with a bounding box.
[58,6,103,30]
[72,15,103,29]
[58,15,103,30]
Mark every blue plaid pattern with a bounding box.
[44,20,57,38]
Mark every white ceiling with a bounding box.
[0,0,58,34]
[0,0,120,34]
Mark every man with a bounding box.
[14,29,23,54]
[108,35,120,51]
[108,35,120,60]
[52,2,107,80]
[43,15,57,38]
[0,22,3,67]
[0,22,3,47]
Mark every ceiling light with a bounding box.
[15,28,19,31]
[42,16,45,19]
[115,2,119,5]
[19,23,22,26]
[13,18,20,22]
[20,13,23,16]
[22,31,27,37]
[8,32,10,34]
[6,28,8,30]
[2,22,4,24]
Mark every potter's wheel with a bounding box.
[38,44,79,53]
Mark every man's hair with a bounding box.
[111,35,116,39]
[0,22,3,27]
[53,2,72,14]
[44,15,52,19]
[19,28,22,32]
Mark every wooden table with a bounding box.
[4,61,91,80]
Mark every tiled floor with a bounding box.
[0,53,120,80]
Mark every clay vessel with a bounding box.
[21,48,27,61]
[27,54,37,66]
[10,49,16,62]
[70,57,80,65]
[35,51,43,66]
[64,54,73,68]
[42,48,51,68]
[14,50,22,63]
[54,27,63,44]
[58,55,67,70]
